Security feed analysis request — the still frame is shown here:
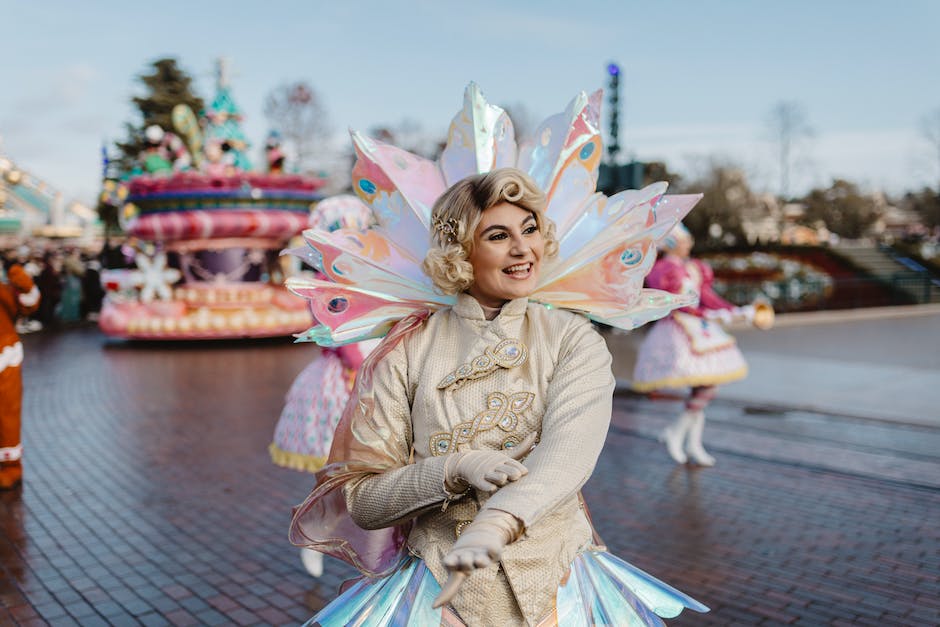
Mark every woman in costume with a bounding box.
[286,85,710,625]
[0,262,40,489]
[632,224,772,466]
[290,171,707,625]
[270,195,379,577]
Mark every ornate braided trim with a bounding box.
[631,366,749,392]
[430,390,534,456]
[672,312,737,354]
[268,443,327,473]
[437,339,527,390]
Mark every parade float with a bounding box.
[99,61,324,340]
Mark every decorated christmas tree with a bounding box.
[114,58,204,175]
[202,58,252,172]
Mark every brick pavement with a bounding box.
[1,325,938,626]
[598,396,940,625]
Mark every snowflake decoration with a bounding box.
[130,251,181,303]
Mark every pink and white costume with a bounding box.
[270,340,378,472]
[270,195,377,472]
[632,255,748,392]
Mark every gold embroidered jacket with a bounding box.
[344,294,615,626]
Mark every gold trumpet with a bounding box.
[752,301,775,330]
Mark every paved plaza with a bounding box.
[1,308,939,626]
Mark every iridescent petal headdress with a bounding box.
[286,83,702,346]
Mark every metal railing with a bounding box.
[880,244,940,303]
[890,271,940,303]
[714,274,931,312]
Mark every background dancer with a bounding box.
[269,196,378,577]
[632,223,773,466]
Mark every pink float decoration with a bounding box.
[99,62,325,340]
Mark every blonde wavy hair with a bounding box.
[422,168,559,295]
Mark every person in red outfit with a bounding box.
[0,263,40,489]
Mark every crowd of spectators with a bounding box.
[1,238,134,333]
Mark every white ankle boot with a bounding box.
[685,411,716,466]
[660,411,696,464]
[301,548,324,577]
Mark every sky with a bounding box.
[1,0,939,208]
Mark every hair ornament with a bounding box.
[433,217,459,244]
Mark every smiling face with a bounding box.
[466,201,545,309]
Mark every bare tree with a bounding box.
[681,157,757,249]
[263,82,330,171]
[921,107,940,192]
[801,179,881,239]
[766,101,814,199]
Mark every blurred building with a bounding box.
[0,153,100,245]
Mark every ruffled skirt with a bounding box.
[632,316,747,391]
[305,551,708,626]
[269,351,354,472]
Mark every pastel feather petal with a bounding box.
[349,131,445,225]
[439,82,518,185]
[554,182,668,262]
[540,190,700,287]
[286,277,453,345]
[518,90,602,234]
[280,243,323,272]
[535,240,658,313]
[589,288,699,330]
[350,131,444,259]
[302,228,437,296]
[309,557,445,627]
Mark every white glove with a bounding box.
[433,508,523,608]
[735,304,756,323]
[444,432,536,495]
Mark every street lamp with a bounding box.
[606,62,621,162]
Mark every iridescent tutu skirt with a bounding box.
[306,551,708,626]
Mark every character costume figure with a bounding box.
[0,265,40,489]
[285,84,709,625]
[202,58,252,172]
[141,125,190,174]
[270,196,379,577]
[265,131,286,174]
[632,224,773,466]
